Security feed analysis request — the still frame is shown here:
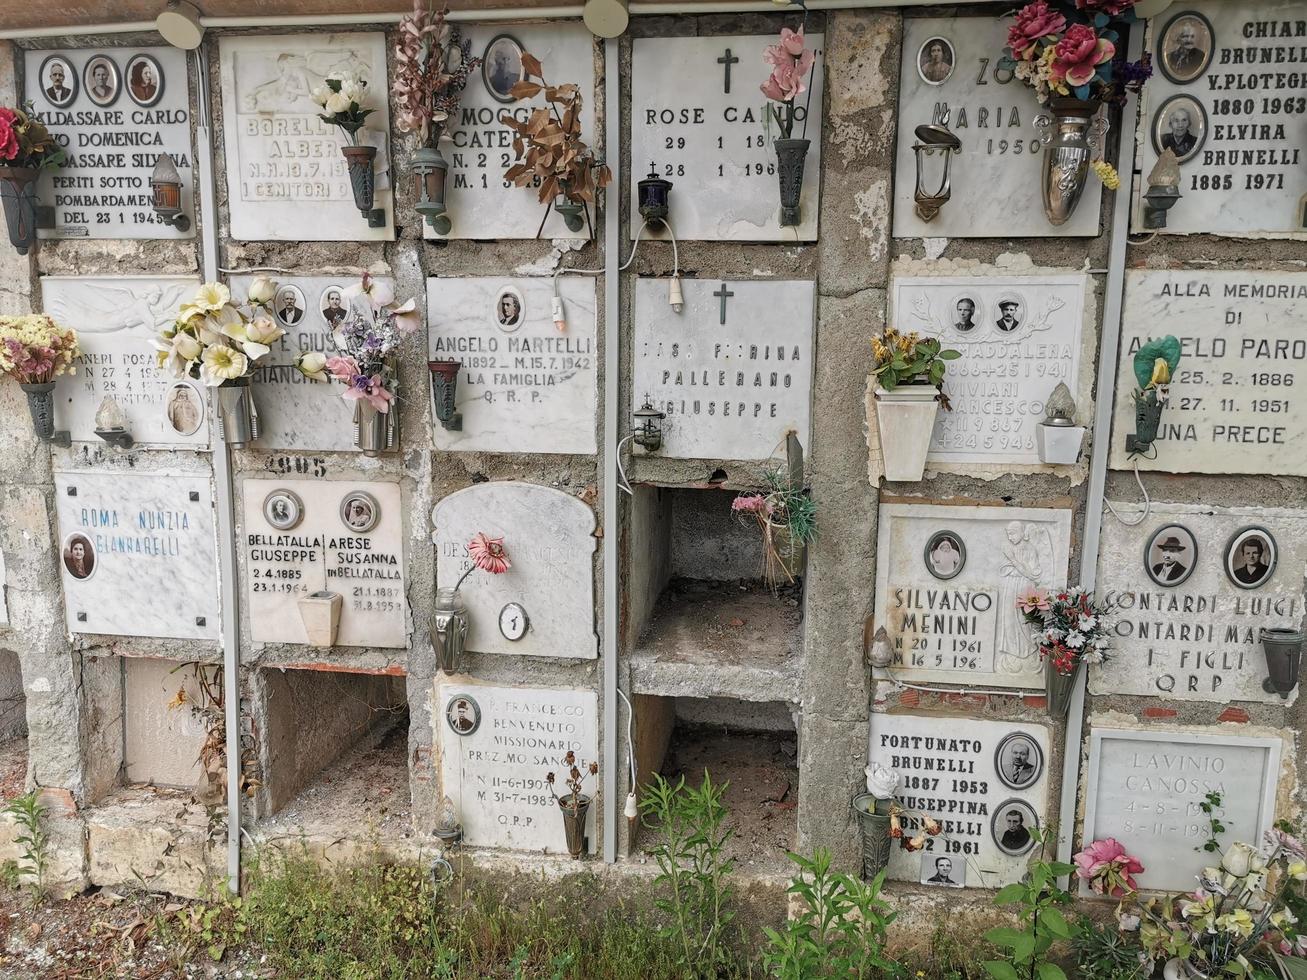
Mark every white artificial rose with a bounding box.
[325,91,352,115]
[311,84,331,108]
[1221,842,1258,878]
[864,763,900,801]
[247,276,277,305]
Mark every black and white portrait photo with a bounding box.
[445,695,481,736]
[992,800,1038,857]
[1145,524,1197,588]
[995,732,1044,790]
[321,286,349,328]
[924,530,966,581]
[1153,95,1207,164]
[917,37,955,86]
[62,533,96,581]
[83,55,120,108]
[1159,11,1213,85]
[1225,526,1277,591]
[951,296,977,334]
[39,55,77,108]
[995,298,1023,333]
[126,54,164,108]
[274,284,307,327]
[920,853,965,888]
[340,490,380,534]
[494,286,525,332]
[262,489,304,532]
[482,34,525,104]
[165,382,203,436]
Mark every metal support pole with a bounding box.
[602,35,620,865]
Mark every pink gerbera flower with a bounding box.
[468,532,511,575]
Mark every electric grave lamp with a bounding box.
[912,112,962,223]
[632,399,665,453]
[413,145,451,235]
[149,153,190,231]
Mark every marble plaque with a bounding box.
[1083,728,1282,893]
[431,482,597,659]
[891,274,1090,465]
[1092,502,1307,705]
[54,471,219,640]
[44,275,206,448]
[438,680,598,853]
[893,17,1103,238]
[243,478,408,649]
[429,24,596,240]
[426,277,597,453]
[1133,1,1307,238]
[229,275,397,452]
[1110,271,1307,475]
[27,47,195,241]
[630,34,825,241]
[868,714,1051,888]
[633,278,815,460]
[874,503,1072,690]
[218,33,393,241]
[124,657,210,786]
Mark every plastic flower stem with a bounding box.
[453,564,478,592]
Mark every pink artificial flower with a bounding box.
[1074,838,1144,897]
[468,532,511,575]
[778,25,806,57]
[0,108,18,162]
[1054,23,1115,87]
[1016,587,1051,614]
[325,355,360,381]
[1007,1,1067,59]
[390,297,420,335]
[1076,0,1136,15]
[732,495,770,514]
[340,374,394,413]
[760,28,815,104]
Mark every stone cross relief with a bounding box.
[996,520,1054,674]
[717,48,739,94]
[713,282,734,325]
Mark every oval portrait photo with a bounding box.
[62,533,97,581]
[994,295,1025,334]
[995,732,1044,790]
[1145,523,1198,589]
[274,284,307,328]
[165,382,204,436]
[482,34,525,104]
[340,490,380,534]
[83,54,121,109]
[126,53,164,108]
[320,285,350,329]
[924,529,966,581]
[1225,526,1277,591]
[39,55,78,109]
[445,694,481,736]
[1152,95,1208,165]
[494,285,525,332]
[1158,11,1214,85]
[992,799,1039,857]
[950,295,979,335]
[917,37,955,86]
[263,489,304,532]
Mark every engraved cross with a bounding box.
[713,282,734,325]
[717,48,739,94]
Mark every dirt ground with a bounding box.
[0,740,27,804]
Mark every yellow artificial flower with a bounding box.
[1091,159,1120,190]
[1289,859,1307,881]
[192,282,231,313]
[1149,356,1172,388]
[199,344,248,386]
[1215,908,1254,939]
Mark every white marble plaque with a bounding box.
[54,471,219,640]
[633,278,815,460]
[27,47,195,241]
[438,680,598,853]
[430,24,596,240]
[219,33,393,241]
[243,478,408,649]
[1110,271,1307,475]
[893,17,1103,238]
[229,275,396,452]
[1083,728,1282,893]
[44,276,206,448]
[868,714,1051,888]
[891,274,1090,465]
[874,503,1072,690]
[630,34,825,241]
[1092,503,1307,705]
[426,277,597,453]
[1133,1,1307,238]
[431,482,596,659]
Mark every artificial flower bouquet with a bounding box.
[392,0,479,148]
[871,326,960,398]
[0,314,79,385]
[313,72,375,146]
[295,273,419,416]
[0,103,64,173]
[1074,837,1146,898]
[760,26,816,140]
[1017,585,1110,676]
[155,279,284,387]
[732,467,816,589]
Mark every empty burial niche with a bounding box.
[256,667,409,837]
[636,695,798,875]
[0,651,26,801]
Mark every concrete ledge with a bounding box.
[0,803,88,899]
[85,788,224,900]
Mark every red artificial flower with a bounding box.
[1076,0,1137,15]
[1007,1,1067,59]
[0,108,19,162]
[1054,23,1115,87]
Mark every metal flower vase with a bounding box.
[0,166,40,254]
[851,793,892,880]
[1034,99,1108,227]
[774,138,810,227]
[341,145,384,227]
[1260,626,1305,698]
[1045,658,1082,720]
[354,397,396,457]
[558,794,591,859]
[19,381,58,440]
[430,587,469,676]
[1128,393,1166,454]
[216,379,259,449]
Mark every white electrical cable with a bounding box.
[616,433,636,497]
[1103,456,1153,527]
[551,219,682,329]
[613,686,638,788]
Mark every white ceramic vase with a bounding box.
[297,591,342,648]
[1036,421,1086,465]
[874,384,939,482]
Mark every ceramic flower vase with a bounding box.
[1045,658,1082,720]
[874,384,939,482]
[774,138,810,227]
[557,793,591,859]
[0,166,40,254]
[216,379,258,448]
[1034,98,1108,227]
[1260,626,1305,698]
[430,587,469,676]
[18,381,57,441]
[297,591,342,648]
[354,398,395,457]
[851,793,893,880]
[1036,418,1086,465]
[341,145,381,225]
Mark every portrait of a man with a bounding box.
[918,37,955,86]
[1146,525,1196,588]
[483,35,525,103]
[495,288,524,329]
[1160,12,1213,84]
[42,57,75,107]
[1226,527,1276,590]
[995,805,1035,855]
[276,286,305,327]
[996,300,1021,333]
[63,534,96,581]
[952,297,976,333]
[84,56,119,107]
[922,855,963,888]
[445,696,481,735]
[996,732,1043,790]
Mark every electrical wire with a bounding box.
[613,685,638,788]
[1103,456,1153,527]
[616,433,635,497]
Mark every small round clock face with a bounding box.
[498,602,528,641]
